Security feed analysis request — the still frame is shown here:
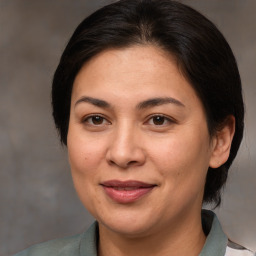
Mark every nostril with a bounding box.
[109,160,115,166]
[108,159,139,168]
[128,160,138,166]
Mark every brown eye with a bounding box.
[84,115,109,125]
[152,116,166,125]
[146,115,174,127]
[91,116,104,125]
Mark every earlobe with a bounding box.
[209,116,235,168]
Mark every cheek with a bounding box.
[67,132,106,214]
[147,128,211,184]
[67,130,106,176]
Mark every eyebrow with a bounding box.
[136,97,185,109]
[74,96,185,109]
[75,96,111,108]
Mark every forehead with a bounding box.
[72,45,202,110]
[74,46,178,89]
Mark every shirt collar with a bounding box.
[80,221,98,256]
[199,209,228,256]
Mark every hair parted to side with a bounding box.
[52,0,244,207]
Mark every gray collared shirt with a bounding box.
[14,210,255,256]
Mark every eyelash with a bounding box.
[82,114,176,127]
[145,114,175,126]
[82,114,111,126]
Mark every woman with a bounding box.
[15,0,255,255]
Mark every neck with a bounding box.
[98,211,206,256]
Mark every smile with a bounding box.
[100,180,156,203]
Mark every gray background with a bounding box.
[0,0,255,255]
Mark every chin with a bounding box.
[95,208,159,237]
[102,221,153,237]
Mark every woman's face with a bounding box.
[67,46,216,237]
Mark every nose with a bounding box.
[106,125,146,169]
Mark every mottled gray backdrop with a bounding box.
[0,0,255,255]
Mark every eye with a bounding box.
[83,115,110,126]
[147,115,174,126]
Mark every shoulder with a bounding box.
[13,222,98,256]
[201,210,255,256]
[13,233,83,256]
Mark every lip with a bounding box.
[100,180,156,203]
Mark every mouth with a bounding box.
[100,180,156,203]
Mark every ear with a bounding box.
[209,116,236,168]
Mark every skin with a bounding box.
[67,45,234,256]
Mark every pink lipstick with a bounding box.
[100,180,156,203]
